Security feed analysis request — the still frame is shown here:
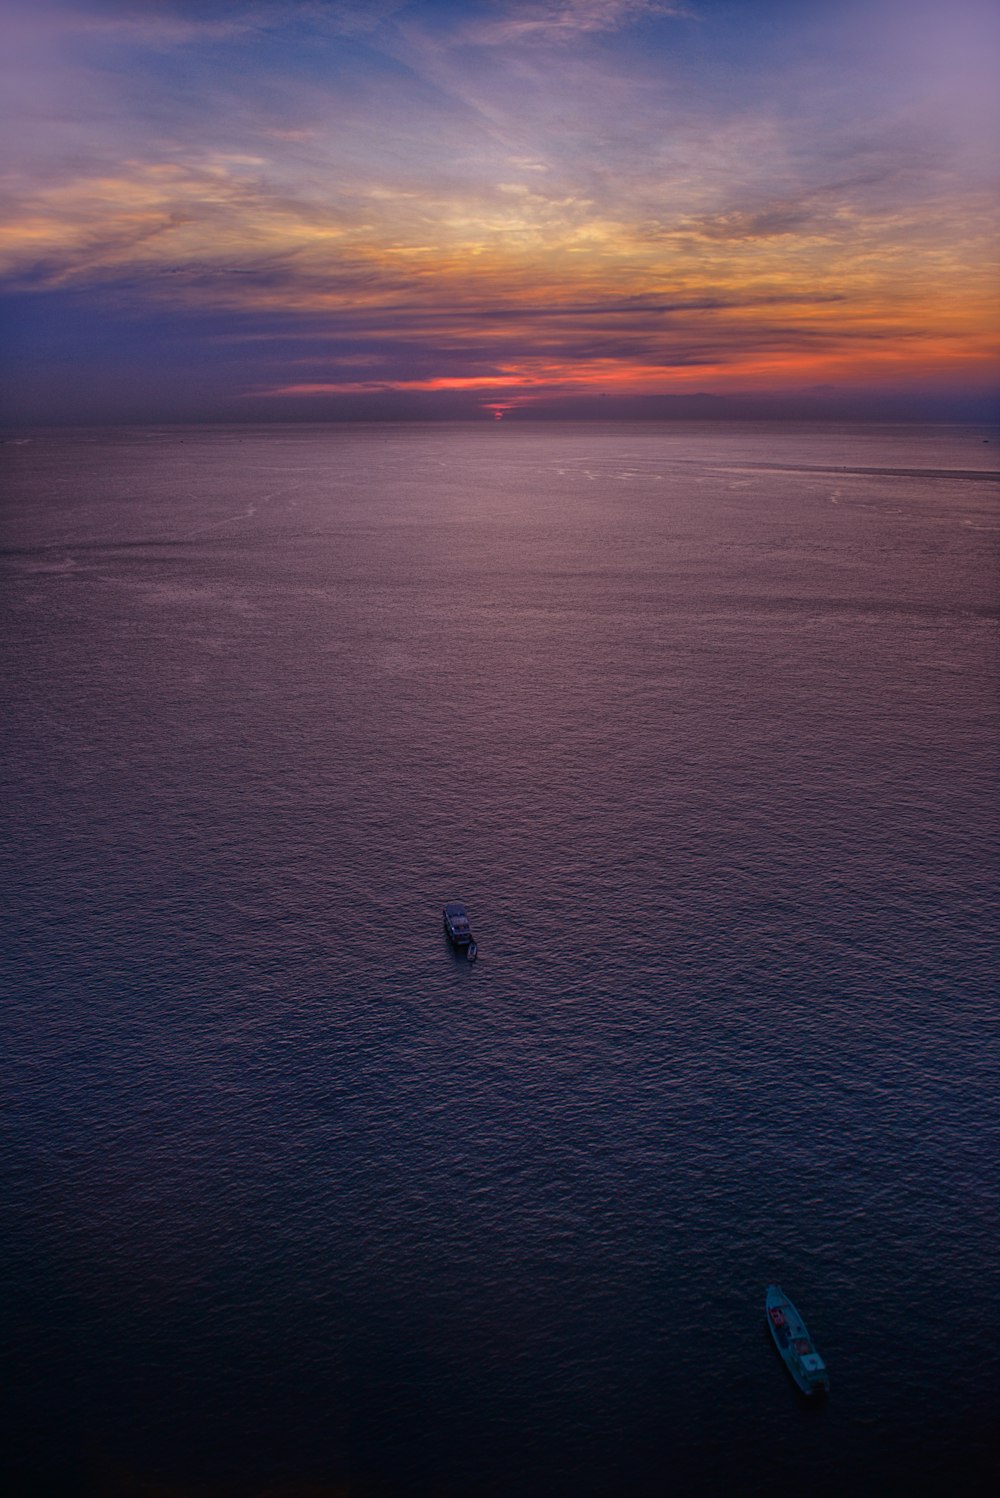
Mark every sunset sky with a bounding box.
[2,0,998,422]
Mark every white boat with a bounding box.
[443,902,478,960]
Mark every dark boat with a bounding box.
[765,1285,829,1395]
[443,902,477,960]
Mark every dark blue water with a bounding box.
[3,423,998,1497]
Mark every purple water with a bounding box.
[2,421,998,1496]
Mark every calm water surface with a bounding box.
[2,422,998,1496]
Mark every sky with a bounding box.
[1,0,998,423]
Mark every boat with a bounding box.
[765,1285,829,1395]
[443,902,477,961]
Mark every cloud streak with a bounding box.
[443,0,690,45]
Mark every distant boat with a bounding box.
[765,1285,829,1395]
[443,902,477,961]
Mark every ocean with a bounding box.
[2,421,998,1496]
